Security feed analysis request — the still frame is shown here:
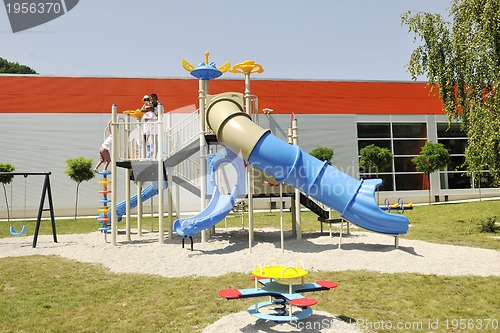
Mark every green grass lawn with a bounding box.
[0,200,499,332]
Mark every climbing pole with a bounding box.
[97,171,112,241]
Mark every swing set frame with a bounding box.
[0,172,57,248]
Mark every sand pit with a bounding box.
[1,227,498,278]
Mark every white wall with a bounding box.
[1,112,498,220]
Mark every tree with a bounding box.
[309,146,334,165]
[402,0,500,186]
[65,157,95,220]
[0,163,15,221]
[359,144,393,174]
[412,142,450,204]
[359,144,393,203]
[0,57,37,74]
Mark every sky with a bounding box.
[0,0,451,81]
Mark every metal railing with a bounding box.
[165,109,200,158]
[173,157,200,188]
[113,114,201,192]
[117,119,162,162]
[116,109,201,162]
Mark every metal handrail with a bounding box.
[165,109,200,158]
[116,120,162,162]
[173,157,200,187]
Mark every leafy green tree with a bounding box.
[0,163,15,221]
[359,144,393,174]
[0,57,37,74]
[310,146,334,165]
[402,0,500,185]
[65,157,95,219]
[359,144,393,203]
[412,142,450,204]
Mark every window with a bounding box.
[358,139,391,151]
[357,123,390,138]
[396,174,427,191]
[393,123,427,138]
[437,139,467,155]
[437,122,471,189]
[358,122,428,191]
[393,139,427,155]
[359,174,394,191]
[437,123,466,138]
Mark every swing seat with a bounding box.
[10,225,27,236]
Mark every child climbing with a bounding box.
[94,120,112,172]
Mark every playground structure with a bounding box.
[218,259,337,322]
[103,51,409,248]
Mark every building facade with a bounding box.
[0,75,497,219]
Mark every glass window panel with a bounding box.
[359,173,394,191]
[448,155,466,171]
[395,173,427,190]
[440,172,471,189]
[359,162,393,173]
[392,123,427,138]
[476,172,495,188]
[438,138,467,155]
[357,123,390,138]
[437,123,467,138]
[393,139,427,155]
[358,139,391,151]
[394,157,418,172]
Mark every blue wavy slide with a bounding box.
[173,148,245,238]
[206,94,408,235]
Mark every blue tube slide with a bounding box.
[248,132,408,235]
[205,94,408,235]
[173,148,245,238]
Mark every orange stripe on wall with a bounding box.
[0,76,443,115]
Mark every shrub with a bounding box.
[65,157,95,219]
[310,146,334,165]
[0,162,15,221]
[478,216,498,233]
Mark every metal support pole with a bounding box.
[136,111,143,236]
[280,182,284,253]
[292,118,301,240]
[125,168,131,241]
[137,181,143,236]
[157,103,165,244]
[124,113,132,241]
[176,183,180,221]
[166,111,173,240]
[244,72,254,252]
[111,104,118,246]
[288,126,297,237]
[199,79,208,243]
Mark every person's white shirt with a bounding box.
[101,135,112,150]
[142,110,158,135]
